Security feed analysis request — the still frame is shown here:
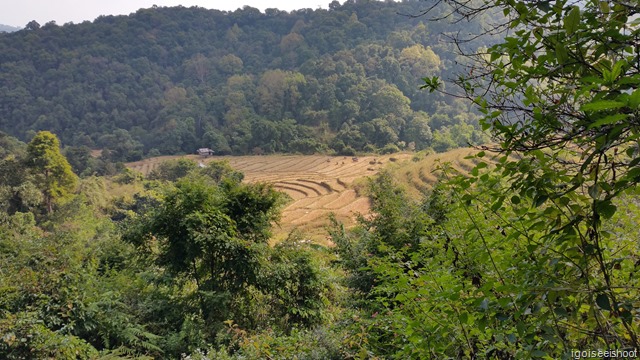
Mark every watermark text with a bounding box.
[571,349,638,359]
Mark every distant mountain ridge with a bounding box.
[0,0,499,161]
[0,24,20,32]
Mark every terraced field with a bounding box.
[391,148,483,197]
[127,149,481,243]
[128,154,412,243]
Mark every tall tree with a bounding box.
[123,177,283,319]
[26,131,77,213]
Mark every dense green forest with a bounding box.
[0,0,492,163]
[1,131,335,359]
[2,0,640,358]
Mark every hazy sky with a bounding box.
[1,1,340,28]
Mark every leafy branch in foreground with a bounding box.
[330,0,640,357]
[421,0,640,351]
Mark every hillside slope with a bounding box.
[0,24,20,32]
[0,1,496,161]
[127,149,485,242]
[129,153,410,242]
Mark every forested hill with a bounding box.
[0,25,21,33]
[0,0,495,161]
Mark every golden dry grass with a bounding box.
[391,148,483,198]
[125,149,483,245]
[127,154,411,245]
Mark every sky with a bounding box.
[1,0,341,28]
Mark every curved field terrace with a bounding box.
[128,154,412,243]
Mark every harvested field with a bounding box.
[126,150,484,244]
[390,148,486,198]
[127,154,412,244]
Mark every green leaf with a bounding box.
[515,3,528,16]
[477,316,487,330]
[580,100,626,112]
[610,60,624,82]
[420,76,440,93]
[629,89,640,109]
[516,321,526,336]
[532,27,543,40]
[596,294,611,310]
[588,113,628,129]
[533,194,548,207]
[595,200,617,219]
[555,43,569,64]
[626,166,640,181]
[531,350,547,358]
[459,312,468,324]
[491,196,505,211]
[564,6,580,35]
[581,75,603,84]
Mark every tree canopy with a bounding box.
[25,131,78,213]
[0,0,496,157]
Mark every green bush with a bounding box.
[337,146,357,156]
[148,158,197,181]
[378,143,400,154]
